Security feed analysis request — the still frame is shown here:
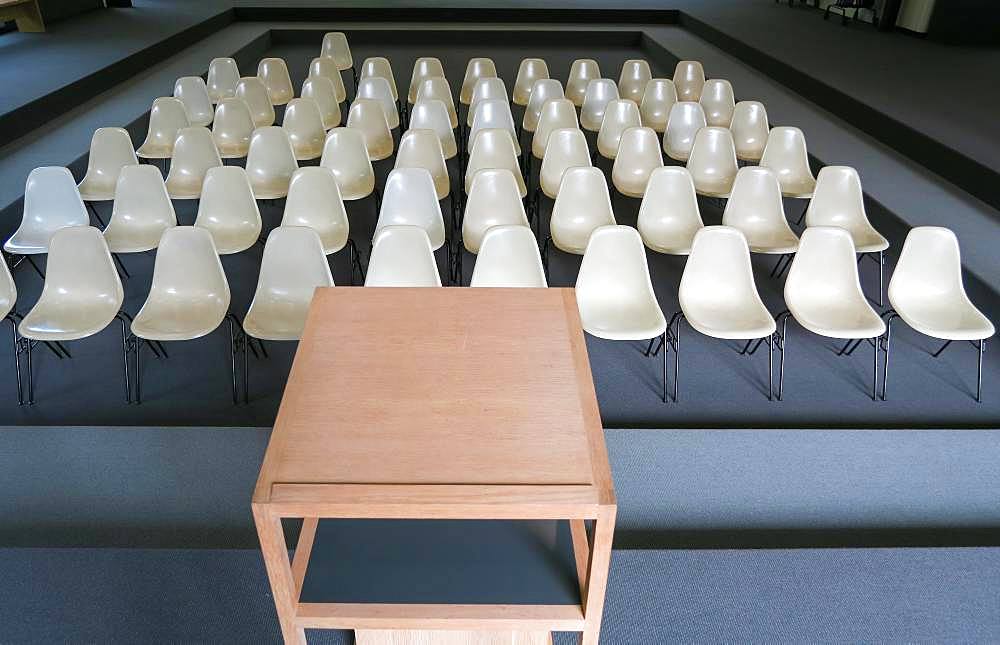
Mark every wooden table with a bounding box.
[253,287,616,644]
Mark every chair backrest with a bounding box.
[470,225,547,288]
[144,226,230,311]
[139,97,189,156]
[319,127,376,200]
[212,97,255,158]
[282,98,327,160]
[301,76,341,130]
[235,76,275,127]
[107,165,176,246]
[281,167,349,254]
[468,99,519,154]
[639,78,677,133]
[173,76,213,126]
[309,56,347,103]
[360,56,398,101]
[699,79,736,127]
[566,58,601,107]
[730,100,769,161]
[673,60,705,101]
[415,77,459,128]
[460,57,497,104]
[395,129,449,200]
[539,127,591,198]
[522,78,564,132]
[376,168,446,250]
[407,99,458,159]
[37,226,123,312]
[80,127,138,196]
[580,78,620,131]
[636,166,703,254]
[722,167,788,239]
[468,77,510,126]
[759,126,815,196]
[805,165,868,230]
[462,168,530,254]
[196,166,262,251]
[513,58,549,106]
[8,167,88,253]
[680,226,760,309]
[618,59,652,103]
[357,76,399,129]
[207,57,240,103]
[532,98,578,159]
[551,166,617,254]
[320,32,353,69]
[888,227,966,303]
[246,126,298,198]
[611,126,663,197]
[165,126,222,198]
[597,99,641,159]
[252,226,334,308]
[365,225,442,287]
[408,57,445,103]
[686,126,738,196]
[576,225,657,310]
[663,101,707,161]
[347,98,393,160]
[465,128,525,196]
[257,57,294,105]
[784,226,864,309]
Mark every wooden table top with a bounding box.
[253,287,612,510]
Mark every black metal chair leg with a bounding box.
[644,337,657,356]
[227,316,238,405]
[25,255,45,279]
[977,339,985,403]
[871,335,879,400]
[112,253,131,279]
[41,341,65,359]
[135,338,142,403]
[880,312,897,401]
[85,201,106,227]
[931,339,952,357]
[767,334,773,401]
[25,329,33,404]
[117,315,131,403]
[7,316,22,405]
[661,331,668,403]
[776,311,790,401]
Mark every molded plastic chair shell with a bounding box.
[673,60,705,102]
[637,166,704,255]
[103,165,176,254]
[131,226,231,342]
[470,225,547,288]
[19,226,123,342]
[319,127,376,200]
[194,166,262,254]
[137,97,189,159]
[165,126,222,199]
[245,126,298,199]
[663,101,707,162]
[5,167,89,255]
[207,57,240,103]
[759,126,816,198]
[618,59,652,103]
[309,57,347,104]
[280,167,350,254]
[784,226,885,339]
[407,99,458,159]
[730,101,769,162]
[686,126,738,197]
[566,59,600,107]
[513,58,549,106]
[347,98,393,161]
[357,76,400,129]
[469,99,520,156]
[211,97,255,158]
[532,98,579,160]
[0,256,14,322]
[77,127,138,201]
[462,169,530,254]
[460,58,497,105]
[360,57,398,101]
[805,166,887,252]
[173,76,213,127]
[699,79,736,127]
[639,79,677,133]
[597,99,641,160]
[551,166,617,255]
[580,79,620,132]
[235,76,275,128]
[375,168,446,250]
[467,77,509,127]
[539,127,591,199]
[408,57,445,104]
[243,226,334,341]
[395,129,450,200]
[722,167,798,254]
[465,129,526,197]
[415,77,459,128]
[612,126,663,198]
[680,226,776,340]
[576,225,666,340]
[282,98,327,160]
[888,227,994,341]
[257,58,294,106]
[522,79,564,133]
[365,226,441,287]
[301,76,341,130]
[321,32,353,71]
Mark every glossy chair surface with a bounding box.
[415,77,459,128]
[730,100,769,162]
[0,256,14,321]
[465,129,526,197]
[597,99,641,159]
[195,166,262,254]
[319,127,376,200]
[460,58,497,105]
[566,59,600,107]
[103,165,176,253]
[137,97,189,159]
[360,57,398,101]
[531,98,578,160]
[469,99,520,155]
[6,167,89,254]
[522,79,564,133]
[357,75,399,129]
[375,168,446,250]
[759,126,816,198]
[467,77,509,126]
[211,97,255,158]
[282,98,327,160]
[513,58,549,106]
[639,78,677,133]
[551,166,616,254]
[309,57,347,103]
[173,76,213,126]
[686,126,738,197]
[207,57,240,103]
[407,99,458,159]
[281,167,350,254]
[77,127,138,201]
[462,169,529,254]
[246,126,298,199]
[365,225,441,287]
[470,225,547,288]
[618,59,652,103]
[347,98,393,161]
[257,57,294,106]
[408,57,445,104]
[301,76,341,130]
[663,101,707,162]
[673,60,705,102]
[539,127,590,199]
[164,126,222,199]
[612,126,663,198]
[722,167,798,254]
[235,76,275,128]
[321,32,353,70]
[805,166,888,252]
[699,79,736,127]
[637,166,703,255]
[395,129,449,200]
[580,79,620,132]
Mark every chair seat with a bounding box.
[745,229,799,255]
[851,229,889,253]
[640,225,700,256]
[790,302,885,339]
[136,144,172,159]
[19,299,119,342]
[580,300,667,341]
[780,178,815,198]
[251,177,292,200]
[165,176,205,200]
[4,232,51,254]
[216,141,250,159]
[196,223,259,255]
[614,168,654,198]
[77,178,116,201]
[104,222,170,254]
[244,301,310,341]
[891,298,995,341]
[132,300,227,341]
[682,303,776,340]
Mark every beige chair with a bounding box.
[686,126,738,197]
[212,97,255,158]
[597,99,641,160]
[637,166,703,255]
[243,226,334,342]
[360,56,399,103]
[469,99,520,156]
[513,58,549,106]
[195,166,262,254]
[320,127,376,201]
[730,101,769,162]
[104,165,176,255]
[395,129,450,200]
[415,77,459,129]
[5,167,89,259]
[165,126,222,199]
[722,167,798,263]
[375,168,447,252]
[246,126,298,199]
[639,79,677,133]
[618,59,652,103]
[257,58,294,106]
[470,225,547,288]
[131,226,237,403]
[522,78,564,134]
[347,98,393,161]
[365,225,441,287]
[77,127,138,202]
[357,76,399,129]
[235,76,276,128]
[673,60,706,102]
[531,98,578,161]
[408,99,458,159]
[407,57,445,104]
[282,98,326,160]
[309,56,348,104]
[538,127,591,200]
[207,57,240,103]
[460,57,497,105]
[612,126,663,198]
[137,97,189,159]
[173,76,214,127]
[320,32,353,74]
[580,79,620,132]
[759,126,815,198]
[663,101,707,162]
[465,129,526,197]
[566,59,600,107]
[468,77,509,127]
[301,76,341,130]
[19,226,129,402]
[699,79,736,127]
[548,166,616,263]
[462,168,530,254]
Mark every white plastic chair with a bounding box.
[759,126,816,198]
[320,127,376,201]
[637,166,704,255]
[360,57,399,102]
[511,59,547,107]
[415,77,459,129]
[663,101,707,162]
[5,167,88,258]
[686,126,738,197]
[195,166,262,254]
[395,129,450,201]
[538,127,591,200]
[365,226,442,287]
[465,129,526,197]
[730,101,769,162]
[468,78,510,126]
[282,98,327,160]
[207,57,240,103]
[235,76,275,128]
[281,167,351,256]
[408,57,445,104]
[460,58,497,105]
[245,126,298,199]
[566,59,600,107]
[597,99,641,160]
[309,56,348,104]
[301,76,341,130]
[257,58,294,106]
[580,79,620,132]
[347,98,393,161]
[673,60,705,102]
[522,79,564,134]
[212,97,255,159]
[618,59,652,103]
[462,168,530,254]
[612,126,663,198]
[173,76,213,126]
[321,32,353,72]
[375,168,446,251]
[164,126,223,199]
[470,225,547,288]
[531,98,579,161]
[408,99,458,159]
[722,167,798,262]
[639,79,677,133]
[884,227,994,402]
[468,99,520,156]
[548,166,616,260]
[357,76,399,130]
[137,97,189,159]
[104,165,176,254]
[699,79,736,127]
[77,127,138,201]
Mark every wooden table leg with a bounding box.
[570,519,590,598]
[253,504,307,645]
[580,507,616,645]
